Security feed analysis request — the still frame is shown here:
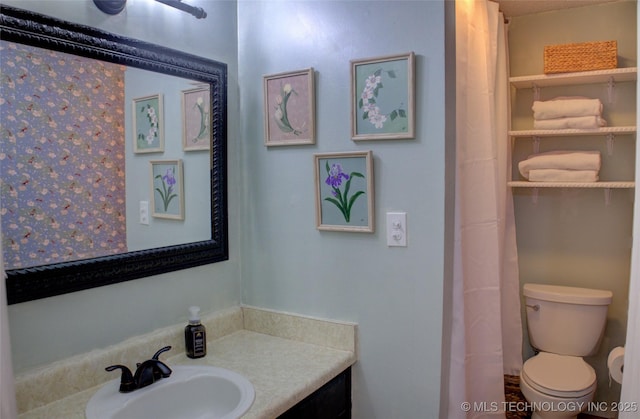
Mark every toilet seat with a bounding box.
[522,352,596,398]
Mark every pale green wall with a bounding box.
[5,0,243,372]
[237,1,446,417]
[509,0,637,408]
[6,1,448,416]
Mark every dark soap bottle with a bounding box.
[185,306,207,359]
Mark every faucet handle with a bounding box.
[149,345,173,379]
[152,345,172,360]
[105,364,136,393]
[151,346,173,379]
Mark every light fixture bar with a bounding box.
[93,0,207,19]
[155,0,207,19]
[93,0,127,15]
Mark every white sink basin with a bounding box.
[86,365,255,419]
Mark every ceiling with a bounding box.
[494,0,622,17]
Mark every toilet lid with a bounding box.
[522,352,596,398]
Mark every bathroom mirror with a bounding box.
[1,5,228,304]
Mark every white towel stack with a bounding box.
[518,150,601,182]
[532,97,607,130]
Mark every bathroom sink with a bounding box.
[86,365,255,419]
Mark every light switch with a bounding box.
[386,212,407,247]
[139,200,150,225]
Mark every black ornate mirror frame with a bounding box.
[1,5,228,304]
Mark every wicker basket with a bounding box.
[543,40,617,74]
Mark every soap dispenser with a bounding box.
[185,306,206,358]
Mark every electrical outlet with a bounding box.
[386,212,407,247]
[139,200,150,225]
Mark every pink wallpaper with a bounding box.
[0,41,127,269]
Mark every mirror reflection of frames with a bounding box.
[0,5,228,304]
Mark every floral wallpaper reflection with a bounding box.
[0,41,127,269]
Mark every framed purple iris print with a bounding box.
[150,160,184,220]
[263,68,315,146]
[314,151,374,233]
[133,93,164,153]
[351,52,415,141]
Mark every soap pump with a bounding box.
[185,306,206,358]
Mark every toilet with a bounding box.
[520,283,613,419]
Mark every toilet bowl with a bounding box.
[520,284,612,419]
[520,352,596,419]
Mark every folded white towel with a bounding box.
[533,115,607,130]
[528,169,599,182]
[518,150,601,179]
[532,97,603,120]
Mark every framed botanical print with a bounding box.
[351,52,415,141]
[314,151,374,233]
[133,93,164,153]
[263,68,315,146]
[150,159,184,220]
[182,86,210,151]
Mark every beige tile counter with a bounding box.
[16,306,357,419]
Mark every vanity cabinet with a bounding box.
[508,67,637,191]
[278,368,351,419]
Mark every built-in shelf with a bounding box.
[509,126,636,138]
[510,67,637,89]
[508,181,635,189]
[509,67,637,197]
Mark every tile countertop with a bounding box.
[16,306,358,419]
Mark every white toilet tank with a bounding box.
[524,283,612,357]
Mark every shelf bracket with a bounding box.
[604,188,612,206]
[531,187,539,205]
[607,77,615,104]
[532,84,540,102]
[533,136,541,154]
[606,133,615,156]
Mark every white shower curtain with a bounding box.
[1,229,18,419]
[620,6,640,413]
[447,1,522,418]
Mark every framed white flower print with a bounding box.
[351,52,415,141]
[263,68,315,146]
[133,93,164,153]
[182,86,210,151]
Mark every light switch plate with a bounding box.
[386,212,407,247]
[139,200,150,225]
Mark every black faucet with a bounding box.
[105,346,173,393]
